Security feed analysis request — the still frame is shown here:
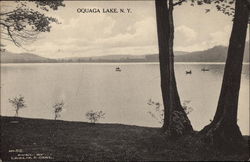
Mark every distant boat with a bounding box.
[115,67,121,72]
[186,70,192,74]
[201,68,210,72]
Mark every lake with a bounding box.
[1,63,249,135]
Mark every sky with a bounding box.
[1,1,249,58]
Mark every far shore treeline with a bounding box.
[0,43,249,64]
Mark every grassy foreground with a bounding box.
[1,116,249,161]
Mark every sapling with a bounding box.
[53,101,64,120]
[9,95,26,117]
[85,110,105,124]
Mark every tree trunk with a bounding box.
[15,109,18,117]
[199,0,249,148]
[155,0,193,137]
[15,106,19,117]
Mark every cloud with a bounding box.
[94,17,157,48]
[209,25,231,46]
[175,41,213,52]
[7,15,157,58]
[3,1,159,58]
[175,25,234,52]
[175,25,197,42]
[4,1,246,57]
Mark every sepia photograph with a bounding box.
[0,0,249,161]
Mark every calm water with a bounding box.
[1,63,249,135]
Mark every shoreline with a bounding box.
[1,116,249,161]
[1,62,250,65]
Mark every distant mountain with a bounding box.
[1,43,249,63]
[179,43,249,62]
[0,51,55,63]
[59,51,190,63]
[244,41,249,61]
[174,51,190,56]
[175,46,229,62]
[66,54,144,61]
[145,43,249,62]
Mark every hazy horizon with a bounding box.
[2,43,245,60]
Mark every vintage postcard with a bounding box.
[0,0,249,161]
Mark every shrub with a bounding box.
[147,99,164,124]
[53,101,64,120]
[147,99,193,124]
[9,95,26,117]
[85,110,105,124]
[182,100,193,115]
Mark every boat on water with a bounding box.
[186,70,192,74]
[201,68,210,72]
[115,67,121,72]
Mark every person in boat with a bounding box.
[201,68,209,71]
[116,67,121,71]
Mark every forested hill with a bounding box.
[0,43,249,63]
[146,43,249,62]
[0,51,55,63]
[175,44,249,62]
